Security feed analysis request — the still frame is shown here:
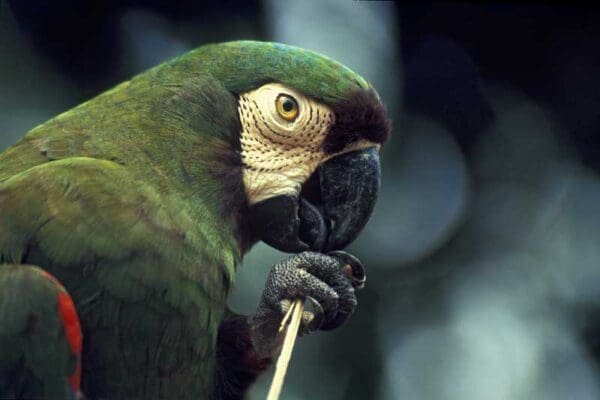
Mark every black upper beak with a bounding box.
[248,147,381,253]
[318,146,381,251]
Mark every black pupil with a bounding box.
[282,98,295,112]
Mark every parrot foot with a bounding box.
[248,251,365,358]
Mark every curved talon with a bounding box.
[327,250,367,289]
[305,296,324,332]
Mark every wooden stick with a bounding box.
[266,299,304,400]
[278,301,296,333]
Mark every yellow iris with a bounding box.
[276,94,299,121]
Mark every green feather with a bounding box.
[165,41,370,103]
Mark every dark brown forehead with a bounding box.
[322,88,391,154]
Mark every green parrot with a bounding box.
[0,41,389,399]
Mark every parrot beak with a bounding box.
[248,147,381,253]
[315,146,381,251]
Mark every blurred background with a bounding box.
[1,1,599,399]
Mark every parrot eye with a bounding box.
[275,94,299,121]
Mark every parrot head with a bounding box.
[169,41,390,253]
[241,83,388,253]
[189,41,390,253]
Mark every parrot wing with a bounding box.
[0,156,229,397]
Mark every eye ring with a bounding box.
[275,94,299,122]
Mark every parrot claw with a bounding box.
[299,296,324,335]
[249,251,364,357]
[327,250,366,289]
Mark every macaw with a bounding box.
[0,41,390,399]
